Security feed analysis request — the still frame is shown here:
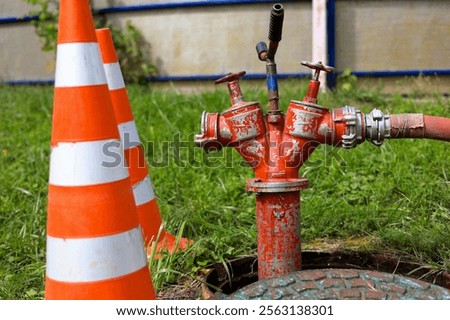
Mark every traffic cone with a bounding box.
[45,0,155,299]
[95,28,191,254]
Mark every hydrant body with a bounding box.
[249,183,305,279]
[195,67,400,280]
[195,73,349,279]
[194,4,450,281]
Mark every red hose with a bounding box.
[390,114,450,142]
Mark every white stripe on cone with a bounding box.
[118,120,141,149]
[46,227,147,282]
[49,140,129,186]
[103,62,125,90]
[55,43,107,87]
[132,176,156,206]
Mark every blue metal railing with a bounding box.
[0,14,39,24]
[352,69,450,77]
[1,0,448,85]
[5,69,450,86]
[326,0,336,88]
[146,72,310,82]
[0,0,296,24]
[96,0,296,14]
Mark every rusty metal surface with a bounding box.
[214,71,246,84]
[303,80,320,104]
[390,114,450,142]
[219,269,450,300]
[194,111,221,152]
[255,192,302,280]
[194,4,450,285]
[194,75,450,281]
[215,71,246,105]
[390,113,424,139]
[285,100,328,140]
[288,100,329,111]
[193,67,382,280]
[300,61,335,104]
[221,103,265,143]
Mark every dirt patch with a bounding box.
[156,276,203,300]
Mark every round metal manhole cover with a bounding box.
[217,269,450,300]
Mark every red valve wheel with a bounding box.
[215,71,246,84]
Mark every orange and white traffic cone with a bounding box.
[45,0,155,299]
[95,28,191,254]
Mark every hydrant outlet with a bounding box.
[221,102,265,143]
[285,100,329,141]
[194,111,222,152]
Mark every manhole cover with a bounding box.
[218,269,450,300]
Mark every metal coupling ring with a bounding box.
[333,106,363,149]
[365,108,391,146]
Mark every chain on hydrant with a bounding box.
[194,3,450,280]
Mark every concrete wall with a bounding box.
[0,1,55,82]
[335,0,450,71]
[104,2,311,77]
[0,0,449,89]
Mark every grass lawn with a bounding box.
[0,80,448,299]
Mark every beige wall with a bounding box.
[0,23,56,82]
[105,3,311,77]
[336,0,450,71]
[0,0,448,87]
[0,1,34,16]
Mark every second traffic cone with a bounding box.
[45,0,155,299]
[95,28,191,253]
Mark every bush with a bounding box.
[23,0,157,83]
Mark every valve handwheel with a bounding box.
[301,61,335,73]
[215,71,246,84]
[301,61,335,81]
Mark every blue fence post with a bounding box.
[326,0,336,89]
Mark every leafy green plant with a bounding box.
[23,0,157,83]
[336,68,358,92]
[106,21,157,84]
[24,0,58,52]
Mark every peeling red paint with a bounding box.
[195,69,450,281]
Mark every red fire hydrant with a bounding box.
[194,4,450,280]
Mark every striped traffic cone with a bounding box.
[45,0,155,299]
[95,28,191,254]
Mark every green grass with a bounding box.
[0,81,449,299]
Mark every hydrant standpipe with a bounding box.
[194,3,450,280]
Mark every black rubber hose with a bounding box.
[268,3,284,42]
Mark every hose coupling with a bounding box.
[333,106,363,149]
[365,108,391,146]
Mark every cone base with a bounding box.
[45,266,155,300]
[149,233,193,259]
